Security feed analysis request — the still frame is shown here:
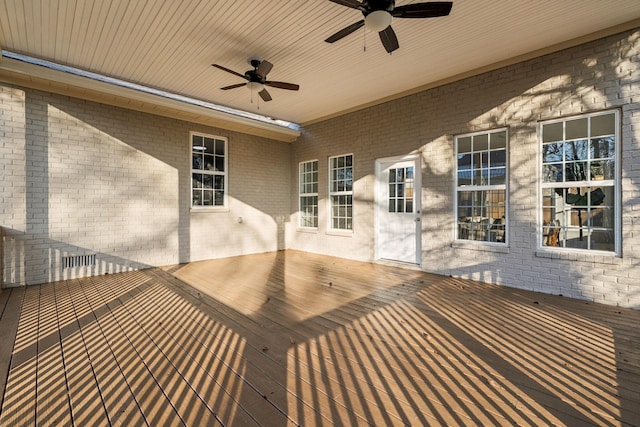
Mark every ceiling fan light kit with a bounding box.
[365,10,392,32]
[246,81,264,92]
[325,0,453,53]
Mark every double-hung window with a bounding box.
[455,129,507,243]
[299,160,318,228]
[540,110,619,252]
[329,154,353,231]
[191,133,227,208]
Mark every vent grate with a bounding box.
[63,254,96,269]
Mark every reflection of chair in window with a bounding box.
[543,220,560,246]
[490,217,505,242]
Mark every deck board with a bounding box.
[1,250,639,426]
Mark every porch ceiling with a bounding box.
[0,1,639,128]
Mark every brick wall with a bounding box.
[289,28,640,308]
[1,28,638,308]
[0,86,290,286]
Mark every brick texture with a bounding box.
[289,28,640,308]
[1,87,290,286]
[1,28,638,308]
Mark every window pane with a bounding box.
[589,207,614,227]
[406,167,414,180]
[565,162,587,181]
[192,173,203,188]
[214,175,224,189]
[458,136,472,153]
[591,233,614,251]
[480,152,489,168]
[192,135,204,149]
[473,134,488,151]
[543,122,563,142]
[458,191,473,206]
[542,143,563,163]
[192,190,202,206]
[490,131,507,150]
[566,118,588,139]
[204,137,216,153]
[489,150,506,168]
[204,155,215,170]
[490,168,506,185]
[203,174,213,189]
[457,153,472,172]
[215,156,224,172]
[591,113,615,137]
[203,190,213,205]
[543,164,562,183]
[214,140,225,155]
[565,140,588,161]
[214,190,224,206]
[192,153,203,170]
[590,137,615,160]
[458,172,471,186]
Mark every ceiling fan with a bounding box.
[212,59,300,102]
[325,0,453,53]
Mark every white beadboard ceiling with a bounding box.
[0,0,639,128]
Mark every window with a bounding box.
[299,160,318,228]
[540,110,618,252]
[388,166,414,213]
[191,133,227,208]
[329,154,353,231]
[456,129,507,243]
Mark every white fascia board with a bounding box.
[0,53,300,142]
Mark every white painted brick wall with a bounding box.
[1,86,290,286]
[289,29,640,308]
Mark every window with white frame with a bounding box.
[191,133,227,208]
[456,129,507,243]
[299,160,318,228]
[329,154,353,231]
[540,110,618,252]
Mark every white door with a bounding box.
[376,155,421,264]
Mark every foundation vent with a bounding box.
[63,254,96,269]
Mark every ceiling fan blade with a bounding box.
[265,81,300,91]
[256,60,273,78]
[258,88,272,102]
[325,20,365,43]
[392,2,453,18]
[379,25,399,53]
[212,64,246,79]
[220,83,247,90]
[328,0,363,9]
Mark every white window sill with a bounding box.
[535,248,621,263]
[452,240,509,253]
[297,227,318,234]
[326,229,354,237]
[191,207,230,213]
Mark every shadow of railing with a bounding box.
[2,252,638,425]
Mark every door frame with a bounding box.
[374,154,422,265]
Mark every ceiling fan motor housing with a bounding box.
[365,0,395,12]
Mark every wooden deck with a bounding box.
[1,250,639,426]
